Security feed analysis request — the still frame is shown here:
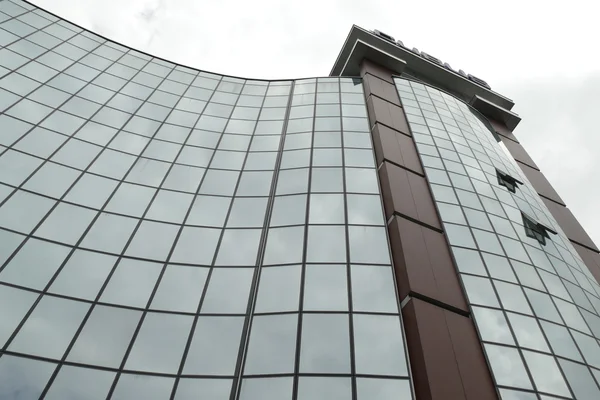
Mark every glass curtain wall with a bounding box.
[0,0,413,398]
[395,77,600,400]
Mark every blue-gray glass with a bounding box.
[0,2,412,399]
[395,76,600,399]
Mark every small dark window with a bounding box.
[497,169,522,193]
[522,213,556,246]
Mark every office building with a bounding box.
[0,0,599,398]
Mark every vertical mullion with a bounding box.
[338,78,358,400]
[230,81,296,400]
[291,79,318,400]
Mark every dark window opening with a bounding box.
[497,169,522,193]
[522,212,556,246]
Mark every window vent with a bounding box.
[522,212,556,246]
[497,169,522,193]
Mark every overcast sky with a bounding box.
[31,0,600,248]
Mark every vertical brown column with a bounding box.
[360,59,497,400]
[491,119,600,281]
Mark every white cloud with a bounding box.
[30,0,600,247]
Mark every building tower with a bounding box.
[0,1,599,399]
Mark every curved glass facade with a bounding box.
[395,77,600,400]
[0,0,414,398]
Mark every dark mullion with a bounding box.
[290,79,318,400]
[417,83,542,397]
[102,73,225,399]
[36,61,189,398]
[443,89,580,399]
[167,79,259,400]
[0,47,147,363]
[404,80,577,398]
[338,79,358,400]
[229,81,296,400]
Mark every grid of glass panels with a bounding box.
[395,77,600,400]
[0,0,413,398]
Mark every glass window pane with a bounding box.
[68,305,142,367]
[297,377,352,400]
[495,281,532,314]
[244,314,298,374]
[353,314,408,376]
[348,226,390,264]
[0,285,37,347]
[215,229,261,266]
[146,190,193,223]
[351,265,399,313]
[276,168,309,195]
[484,344,532,389]
[171,226,220,265]
[49,250,116,300]
[300,314,350,373]
[254,265,301,313]
[201,268,254,314]
[105,182,156,217]
[308,194,344,224]
[311,167,343,192]
[183,316,244,375]
[270,195,306,226]
[45,365,115,400]
[9,296,89,359]
[227,197,268,227]
[35,203,96,245]
[240,377,293,400]
[524,288,562,323]
[175,379,232,400]
[80,213,138,254]
[187,195,231,227]
[307,225,346,263]
[522,350,571,397]
[264,226,304,265]
[303,264,348,311]
[507,312,549,352]
[461,275,500,307]
[125,221,179,261]
[345,168,379,193]
[347,194,384,225]
[112,374,174,400]
[472,307,514,345]
[100,258,162,308]
[540,320,583,362]
[151,266,209,313]
[0,238,70,290]
[0,355,55,400]
[558,358,600,400]
[356,378,412,400]
[126,312,193,373]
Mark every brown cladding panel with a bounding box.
[502,139,540,170]
[366,95,410,135]
[402,298,497,400]
[379,162,439,229]
[517,161,566,206]
[363,73,402,105]
[402,298,462,400]
[445,310,498,400]
[359,58,395,83]
[572,242,600,282]
[541,197,599,252]
[372,123,423,174]
[388,215,467,312]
